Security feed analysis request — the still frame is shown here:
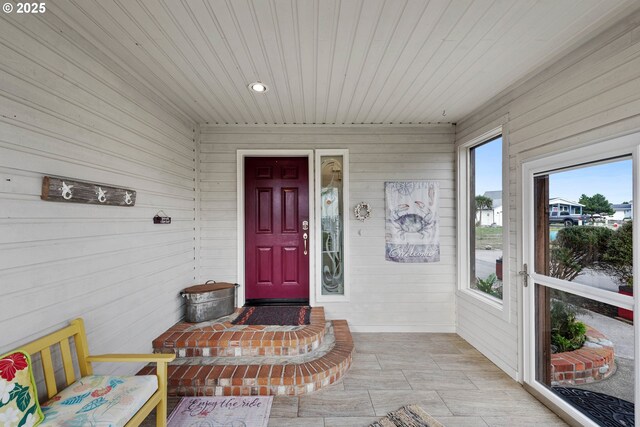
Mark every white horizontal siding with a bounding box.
[455,10,640,379]
[0,12,196,375]
[200,125,456,332]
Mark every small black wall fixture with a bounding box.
[153,210,171,224]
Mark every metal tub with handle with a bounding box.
[180,281,239,323]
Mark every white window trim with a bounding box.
[456,126,511,321]
[521,132,640,426]
[315,149,350,303]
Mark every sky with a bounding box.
[475,138,633,204]
[549,160,632,204]
[474,137,503,196]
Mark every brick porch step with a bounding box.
[152,307,326,357]
[142,308,353,396]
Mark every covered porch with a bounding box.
[2,1,640,426]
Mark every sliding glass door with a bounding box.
[523,138,639,426]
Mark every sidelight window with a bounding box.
[315,150,349,301]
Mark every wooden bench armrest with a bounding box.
[86,354,176,364]
[86,353,173,426]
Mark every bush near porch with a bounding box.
[551,222,632,287]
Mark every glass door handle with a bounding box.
[303,232,308,255]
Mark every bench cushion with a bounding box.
[0,351,43,427]
[40,375,157,427]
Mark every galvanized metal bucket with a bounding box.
[180,281,239,323]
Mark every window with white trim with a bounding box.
[458,128,509,313]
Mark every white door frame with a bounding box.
[521,132,640,426]
[236,149,316,307]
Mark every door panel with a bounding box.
[257,189,273,232]
[282,247,299,285]
[282,188,299,233]
[256,247,273,285]
[245,157,309,301]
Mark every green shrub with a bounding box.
[550,299,587,353]
[550,223,633,288]
[550,226,612,281]
[546,223,633,353]
[475,273,502,299]
[599,221,633,287]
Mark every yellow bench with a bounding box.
[20,318,175,426]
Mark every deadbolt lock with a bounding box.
[302,220,309,230]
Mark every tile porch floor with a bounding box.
[143,332,568,426]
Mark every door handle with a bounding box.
[303,232,308,255]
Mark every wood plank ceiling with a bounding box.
[50,0,639,125]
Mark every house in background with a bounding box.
[610,202,633,221]
[476,207,495,227]
[549,197,585,216]
[475,190,502,227]
[1,1,640,426]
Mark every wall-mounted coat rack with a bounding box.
[41,176,136,207]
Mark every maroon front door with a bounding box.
[244,157,309,302]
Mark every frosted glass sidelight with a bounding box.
[320,156,344,295]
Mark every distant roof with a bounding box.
[482,191,502,208]
[483,191,502,201]
[549,197,584,207]
[611,203,632,210]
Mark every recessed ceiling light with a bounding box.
[248,81,269,93]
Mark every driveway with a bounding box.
[475,249,502,280]
[574,309,634,403]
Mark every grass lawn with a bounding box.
[475,226,503,250]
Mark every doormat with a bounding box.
[553,387,634,427]
[231,306,311,326]
[167,396,273,427]
[369,404,444,427]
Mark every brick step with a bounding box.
[139,320,353,396]
[152,307,326,358]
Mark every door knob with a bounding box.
[303,232,308,255]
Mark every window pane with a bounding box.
[536,159,633,295]
[535,285,634,423]
[470,136,503,299]
[320,156,344,295]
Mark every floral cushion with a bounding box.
[0,351,43,427]
[40,375,157,427]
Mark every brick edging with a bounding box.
[551,325,615,385]
[139,319,353,396]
